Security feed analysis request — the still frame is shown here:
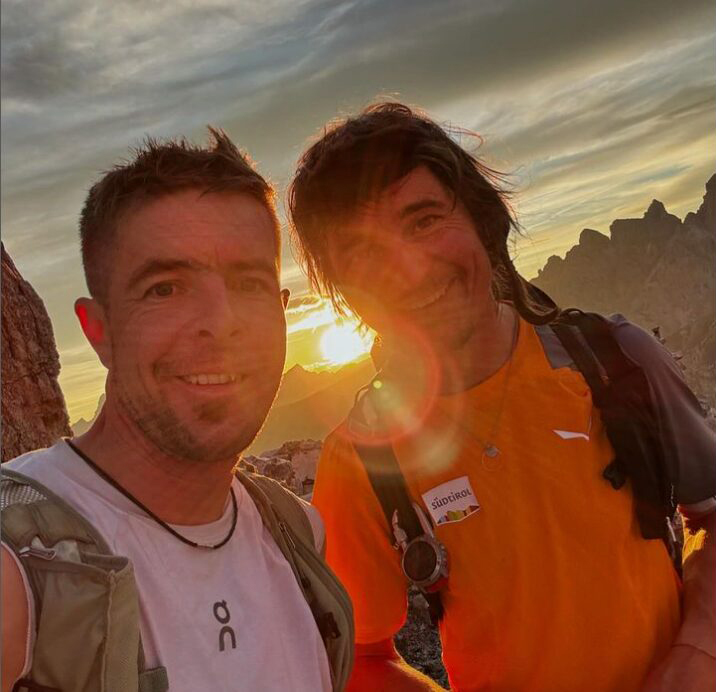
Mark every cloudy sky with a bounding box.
[2,0,714,423]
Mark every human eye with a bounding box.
[238,276,271,294]
[144,281,178,299]
[410,214,441,235]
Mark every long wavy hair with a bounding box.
[288,101,558,324]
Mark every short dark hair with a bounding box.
[288,102,557,323]
[80,127,279,305]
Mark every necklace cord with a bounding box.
[475,305,520,457]
[64,439,237,550]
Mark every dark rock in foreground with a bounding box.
[1,243,71,461]
[395,589,449,689]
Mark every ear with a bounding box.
[74,298,112,369]
[280,288,290,309]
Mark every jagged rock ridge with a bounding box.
[532,175,716,406]
[1,244,71,461]
[72,393,106,437]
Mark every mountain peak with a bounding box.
[645,199,667,219]
[530,174,714,410]
[579,228,609,247]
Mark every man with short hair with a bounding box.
[288,103,715,690]
[1,130,352,692]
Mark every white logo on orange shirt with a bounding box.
[422,476,480,526]
[553,429,590,440]
[553,415,591,441]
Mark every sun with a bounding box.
[319,323,373,366]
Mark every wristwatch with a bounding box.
[392,504,449,591]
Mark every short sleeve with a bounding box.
[312,427,408,643]
[610,316,716,505]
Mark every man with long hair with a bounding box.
[289,102,715,690]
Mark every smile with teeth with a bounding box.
[400,278,456,311]
[179,373,238,385]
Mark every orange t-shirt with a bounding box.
[313,318,681,691]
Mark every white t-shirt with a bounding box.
[4,441,332,692]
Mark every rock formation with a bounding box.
[532,175,716,406]
[394,588,449,689]
[72,393,105,436]
[240,439,322,496]
[1,244,71,461]
[245,359,374,455]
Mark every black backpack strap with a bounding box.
[550,319,609,397]
[352,441,445,624]
[349,386,445,624]
[551,310,674,544]
[352,441,423,543]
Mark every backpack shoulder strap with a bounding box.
[1,468,168,692]
[550,309,674,544]
[549,316,609,397]
[348,383,423,541]
[348,382,445,623]
[1,467,110,554]
[236,470,355,691]
[551,310,634,396]
[243,472,315,548]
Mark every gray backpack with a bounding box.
[1,467,354,691]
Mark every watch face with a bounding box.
[403,538,439,582]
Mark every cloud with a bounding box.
[2,0,713,417]
[442,35,716,276]
[286,293,324,311]
[3,0,712,179]
[286,302,338,333]
[56,343,106,421]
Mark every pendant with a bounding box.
[481,444,501,471]
[484,444,499,458]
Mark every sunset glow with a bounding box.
[319,323,373,366]
[4,2,711,425]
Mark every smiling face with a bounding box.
[98,188,286,463]
[329,166,495,355]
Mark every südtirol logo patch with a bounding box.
[422,476,480,525]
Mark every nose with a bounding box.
[370,237,432,297]
[194,278,242,342]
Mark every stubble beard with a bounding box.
[114,374,254,465]
[417,297,481,355]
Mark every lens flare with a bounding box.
[319,323,372,366]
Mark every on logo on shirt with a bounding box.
[213,600,237,652]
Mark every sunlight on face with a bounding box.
[319,323,373,366]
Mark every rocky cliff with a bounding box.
[240,439,322,497]
[532,175,716,405]
[1,244,71,461]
